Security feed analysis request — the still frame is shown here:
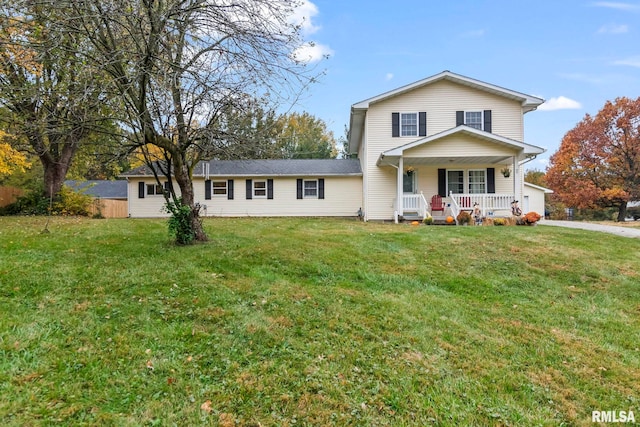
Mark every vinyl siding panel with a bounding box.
[128,177,362,218]
[404,135,518,158]
[363,79,525,220]
[127,180,182,218]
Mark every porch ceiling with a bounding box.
[378,155,513,167]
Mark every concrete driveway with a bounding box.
[542,220,640,239]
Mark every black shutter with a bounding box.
[246,179,252,199]
[483,110,492,133]
[318,179,325,199]
[138,181,145,198]
[392,112,400,137]
[297,179,303,199]
[267,179,274,199]
[227,179,234,200]
[438,169,447,197]
[487,168,496,194]
[418,112,426,137]
[205,180,212,200]
[456,111,464,127]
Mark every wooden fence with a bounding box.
[89,199,129,218]
[0,186,24,207]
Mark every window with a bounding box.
[304,180,318,198]
[468,170,486,194]
[401,113,418,136]
[146,183,164,196]
[212,181,227,196]
[253,180,267,198]
[465,111,483,130]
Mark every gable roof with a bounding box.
[524,182,554,193]
[65,180,128,199]
[377,126,545,166]
[121,159,362,178]
[348,70,545,154]
[352,70,544,111]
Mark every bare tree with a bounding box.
[54,0,319,242]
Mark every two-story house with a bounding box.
[348,70,547,222]
[121,70,549,220]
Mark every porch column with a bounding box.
[397,157,404,218]
[513,156,523,206]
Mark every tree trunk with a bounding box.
[42,159,69,200]
[173,161,208,242]
[617,202,628,222]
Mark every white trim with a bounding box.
[253,180,268,198]
[380,125,545,158]
[303,179,319,199]
[524,182,554,193]
[468,169,487,194]
[400,112,419,137]
[464,110,484,130]
[211,180,228,197]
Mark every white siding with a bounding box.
[127,180,182,218]
[127,176,362,218]
[363,79,526,221]
[404,135,518,158]
[523,185,547,218]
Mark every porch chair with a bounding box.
[430,195,445,213]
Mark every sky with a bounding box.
[289,0,640,170]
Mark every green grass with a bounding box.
[0,217,639,426]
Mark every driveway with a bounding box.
[542,220,640,239]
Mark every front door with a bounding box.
[447,170,464,194]
[403,171,416,193]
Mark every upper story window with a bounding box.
[456,110,491,132]
[401,113,418,137]
[465,111,483,130]
[392,112,426,137]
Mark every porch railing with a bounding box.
[401,192,429,218]
[450,192,514,216]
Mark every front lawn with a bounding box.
[1,217,638,426]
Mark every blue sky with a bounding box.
[291,0,640,170]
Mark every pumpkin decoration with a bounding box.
[446,216,454,224]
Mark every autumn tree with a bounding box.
[0,130,29,178]
[55,0,317,242]
[546,97,640,221]
[275,112,337,159]
[0,4,111,199]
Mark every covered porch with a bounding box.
[378,127,543,223]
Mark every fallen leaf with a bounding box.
[146,360,154,370]
[200,400,213,413]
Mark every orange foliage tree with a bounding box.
[546,97,640,221]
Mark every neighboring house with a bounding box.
[65,180,128,218]
[348,70,548,222]
[121,159,363,218]
[122,70,551,221]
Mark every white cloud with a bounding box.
[597,23,629,33]
[538,96,582,111]
[613,56,640,67]
[591,2,640,11]
[385,73,394,81]
[292,42,333,64]
[289,0,321,35]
